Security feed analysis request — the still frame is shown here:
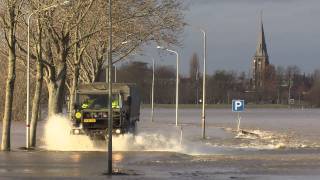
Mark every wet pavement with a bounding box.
[1,150,320,179]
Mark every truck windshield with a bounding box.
[77,94,120,109]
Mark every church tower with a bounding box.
[251,16,269,89]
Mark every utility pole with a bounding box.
[107,0,113,175]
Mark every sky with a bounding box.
[133,0,320,76]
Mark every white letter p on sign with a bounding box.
[235,101,242,111]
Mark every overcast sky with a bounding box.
[135,0,320,75]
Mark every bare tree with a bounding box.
[66,26,91,116]
[117,62,152,103]
[154,65,176,104]
[79,0,185,84]
[0,0,185,149]
[40,0,95,116]
[189,53,200,104]
[28,1,46,147]
[0,0,24,151]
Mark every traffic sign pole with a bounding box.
[237,112,241,132]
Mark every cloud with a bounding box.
[178,0,320,74]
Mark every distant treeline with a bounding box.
[116,54,320,107]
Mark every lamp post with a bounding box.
[113,40,133,83]
[140,54,155,122]
[200,29,207,139]
[107,0,113,175]
[26,0,70,149]
[157,46,179,127]
[288,79,293,107]
[114,65,117,83]
[151,58,155,122]
[189,25,207,139]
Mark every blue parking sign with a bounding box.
[232,100,245,112]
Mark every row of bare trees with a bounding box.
[0,0,185,151]
[116,54,320,106]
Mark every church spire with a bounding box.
[255,12,268,58]
[251,12,270,90]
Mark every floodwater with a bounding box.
[1,108,320,179]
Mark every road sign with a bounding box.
[289,99,295,105]
[232,100,245,112]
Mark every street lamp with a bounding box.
[200,28,207,139]
[112,40,129,83]
[140,54,155,122]
[157,46,179,127]
[188,25,207,139]
[288,79,293,107]
[150,57,155,122]
[107,0,113,175]
[114,65,117,83]
[26,0,70,149]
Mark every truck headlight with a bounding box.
[74,129,80,135]
[115,129,121,134]
[75,112,82,119]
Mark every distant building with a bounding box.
[251,17,270,90]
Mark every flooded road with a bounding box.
[1,108,320,179]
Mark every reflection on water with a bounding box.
[113,153,124,163]
[70,154,81,163]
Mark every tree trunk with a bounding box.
[30,17,43,148]
[30,61,43,147]
[1,30,16,151]
[69,64,80,116]
[47,80,65,117]
[1,4,17,151]
[47,61,67,117]
[69,30,80,117]
[48,81,58,117]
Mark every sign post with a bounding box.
[232,100,245,132]
[237,112,241,132]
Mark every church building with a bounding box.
[251,17,270,90]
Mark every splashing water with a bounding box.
[42,115,96,151]
[41,115,310,154]
[41,115,220,155]
[113,133,183,152]
[223,128,308,150]
[41,115,185,152]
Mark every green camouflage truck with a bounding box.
[70,83,140,139]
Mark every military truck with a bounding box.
[70,83,140,139]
